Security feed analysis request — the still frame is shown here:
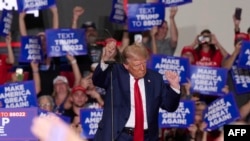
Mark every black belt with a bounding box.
[122,127,148,136]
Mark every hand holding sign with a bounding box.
[165,70,180,90]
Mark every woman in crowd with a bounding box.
[189,29,229,67]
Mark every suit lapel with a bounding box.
[144,72,153,120]
[120,66,131,108]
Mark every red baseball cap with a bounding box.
[71,86,86,94]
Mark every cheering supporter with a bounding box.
[19,5,61,95]
[0,34,15,84]
[63,85,88,123]
[71,6,101,73]
[222,36,250,116]
[146,7,178,55]
[188,29,229,67]
[38,95,55,112]
[80,72,104,108]
[53,54,82,114]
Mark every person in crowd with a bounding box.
[189,29,229,67]
[63,85,88,123]
[92,43,180,141]
[0,34,15,85]
[146,7,178,55]
[71,6,100,73]
[80,72,104,108]
[181,46,196,65]
[53,54,82,114]
[38,95,55,112]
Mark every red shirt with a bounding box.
[194,50,223,67]
[0,55,12,85]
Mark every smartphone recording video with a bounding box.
[198,35,211,44]
[134,34,142,44]
[235,7,242,20]
[15,68,24,81]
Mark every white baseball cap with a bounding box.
[53,76,68,85]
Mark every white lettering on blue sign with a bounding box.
[0,84,31,108]
[84,111,102,136]
[0,118,10,136]
[191,68,221,92]
[204,99,232,128]
[113,0,125,21]
[23,0,48,9]
[161,102,190,125]
[0,0,38,16]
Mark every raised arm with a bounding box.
[31,61,41,94]
[92,40,117,88]
[239,100,250,121]
[19,12,27,36]
[150,26,158,54]
[71,6,84,29]
[118,25,129,53]
[66,54,81,87]
[222,42,241,69]
[211,34,229,59]
[169,7,178,48]
[49,5,59,29]
[233,15,240,34]
[5,34,15,64]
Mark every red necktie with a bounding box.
[133,78,144,141]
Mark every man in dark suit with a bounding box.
[93,41,181,141]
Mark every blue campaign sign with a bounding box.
[203,93,240,131]
[128,3,165,32]
[17,0,56,12]
[0,107,38,140]
[161,0,192,7]
[237,41,250,68]
[0,9,13,36]
[190,65,228,96]
[109,0,126,24]
[46,28,87,57]
[80,108,103,139]
[158,100,195,128]
[231,56,250,94]
[19,36,43,63]
[0,80,37,108]
[147,54,190,84]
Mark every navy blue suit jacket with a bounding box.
[92,63,180,141]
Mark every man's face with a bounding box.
[124,57,147,79]
[72,90,88,107]
[85,27,98,43]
